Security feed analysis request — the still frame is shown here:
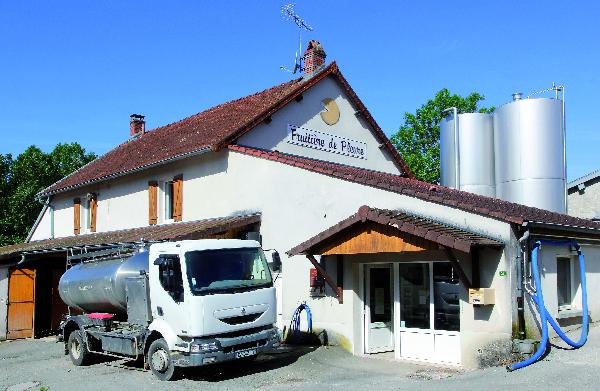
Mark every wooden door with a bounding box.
[7,268,35,339]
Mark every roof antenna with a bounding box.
[280,3,313,75]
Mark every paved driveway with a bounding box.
[1,324,599,391]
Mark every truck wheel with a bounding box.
[148,338,179,381]
[68,331,91,366]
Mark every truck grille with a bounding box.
[219,312,263,325]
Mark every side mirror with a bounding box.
[271,251,282,272]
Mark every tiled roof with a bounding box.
[0,213,260,260]
[568,169,600,191]
[288,206,503,255]
[40,62,411,196]
[229,145,600,231]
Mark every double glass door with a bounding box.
[365,262,461,364]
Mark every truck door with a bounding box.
[151,255,186,334]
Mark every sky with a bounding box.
[0,1,598,181]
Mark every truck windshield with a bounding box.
[185,248,273,295]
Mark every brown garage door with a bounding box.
[7,268,35,339]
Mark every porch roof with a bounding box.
[287,206,503,256]
[0,213,261,261]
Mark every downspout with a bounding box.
[26,195,53,242]
[442,107,460,188]
[516,228,530,340]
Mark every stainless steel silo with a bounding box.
[440,112,496,197]
[493,97,566,213]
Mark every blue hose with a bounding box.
[508,240,588,371]
[290,303,312,336]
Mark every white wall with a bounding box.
[238,75,401,175]
[0,267,8,340]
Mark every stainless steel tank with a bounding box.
[440,112,496,197]
[493,97,566,213]
[59,252,149,314]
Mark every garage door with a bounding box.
[7,268,35,339]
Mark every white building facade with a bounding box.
[2,45,600,369]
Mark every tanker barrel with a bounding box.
[59,251,150,314]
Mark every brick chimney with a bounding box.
[303,40,326,77]
[130,114,145,138]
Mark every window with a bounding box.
[185,248,273,295]
[557,257,572,308]
[80,193,97,233]
[157,255,184,301]
[161,175,182,223]
[164,181,174,220]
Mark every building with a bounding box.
[1,42,600,368]
[568,169,600,221]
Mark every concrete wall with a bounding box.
[568,178,600,220]
[0,267,8,340]
[238,75,401,175]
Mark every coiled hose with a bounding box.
[508,240,588,371]
[289,303,312,337]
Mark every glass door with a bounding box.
[396,262,461,364]
[365,265,394,353]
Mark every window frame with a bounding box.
[557,256,575,311]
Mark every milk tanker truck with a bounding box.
[59,239,281,381]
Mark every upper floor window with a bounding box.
[73,192,97,234]
[148,175,182,225]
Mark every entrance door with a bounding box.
[397,262,461,364]
[365,265,394,353]
[7,268,35,339]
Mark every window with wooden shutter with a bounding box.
[73,198,81,235]
[89,194,97,232]
[173,175,183,222]
[148,181,158,225]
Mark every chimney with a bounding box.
[130,114,145,138]
[303,40,326,77]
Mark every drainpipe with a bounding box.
[516,228,530,340]
[442,107,460,188]
[26,196,53,242]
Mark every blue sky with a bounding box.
[1,1,598,181]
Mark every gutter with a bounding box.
[37,146,212,199]
[523,220,600,238]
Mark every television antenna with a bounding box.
[280,3,313,74]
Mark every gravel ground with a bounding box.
[1,324,599,391]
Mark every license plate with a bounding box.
[235,348,257,358]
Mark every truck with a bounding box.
[59,239,281,381]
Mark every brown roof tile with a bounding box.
[40,62,412,196]
[0,213,260,260]
[230,145,600,231]
[287,206,503,256]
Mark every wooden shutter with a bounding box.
[89,194,97,232]
[73,198,81,235]
[148,181,158,225]
[173,175,183,222]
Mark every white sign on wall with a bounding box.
[286,124,367,160]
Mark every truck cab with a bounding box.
[60,239,280,380]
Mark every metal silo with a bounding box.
[440,112,496,197]
[493,93,566,213]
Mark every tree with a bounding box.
[390,88,494,184]
[0,143,96,246]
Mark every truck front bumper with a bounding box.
[171,327,280,368]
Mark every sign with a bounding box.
[287,124,367,160]
[499,271,507,277]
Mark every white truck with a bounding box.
[59,239,281,380]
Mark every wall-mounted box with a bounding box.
[469,288,495,305]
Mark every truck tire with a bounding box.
[68,331,92,366]
[148,338,179,381]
